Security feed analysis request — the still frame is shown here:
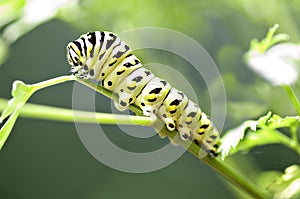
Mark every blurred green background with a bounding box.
[0,0,300,198]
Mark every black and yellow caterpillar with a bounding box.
[66,31,220,157]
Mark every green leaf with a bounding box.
[268,165,300,199]
[0,80,32,150]
[0,103,23,149]
[257,112,300,136]
[254,24,289,54]
[263,24,289,51]
[219,120,258,160]
[220,112,300,160]
[232,129,288,152]
[0,80,31,122]
[270,33,290,47]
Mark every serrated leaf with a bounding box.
[232,129,289,153]
[259,112,300,131]
[219,120,258,160]
[219,112,300,160]
[268,165,300,199]
[257,111,273,124]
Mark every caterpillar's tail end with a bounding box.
[209,149,218,158]
[207,143,219,158]
[194,139,219,159]
[198,147,219,159]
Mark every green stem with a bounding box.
[30,75,77,91]
[291,122,299,150]
[0,98,152,126]
[183,142,269,199]
[272,129,300,156]
[202,157,269,199]
[283,85,300,116]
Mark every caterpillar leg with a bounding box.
[157,88,188,132]
[176,100,201,141]
[192,113,219,157]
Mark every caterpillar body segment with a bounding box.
[135,77,172,117]
[102,54,142,91]
[113,67,155,111]
[66,31,220,157]
[157,88,189,134]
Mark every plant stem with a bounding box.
[283,85,300,115]
[272,129,300,156]
[31,75,77,91]
[0,98,152,126]
[290,123,299,151]
[178,140,268,199]
[202,157,269,199]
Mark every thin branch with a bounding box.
[271,129,300,156]
[0,98,152,126]
[30,75,77,91]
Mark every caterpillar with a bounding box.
[66,31,220,157]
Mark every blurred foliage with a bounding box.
[268,165,300,199]
[1,0,300,199]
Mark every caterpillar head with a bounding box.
[66,32,98,78]
[66,40,87,72]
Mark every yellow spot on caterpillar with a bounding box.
[198,128,205,134]
[147,94,156,100]
[128,82,136,88]
[169,105,176,112]
[185,117,192,123]
[193,134,203,142]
